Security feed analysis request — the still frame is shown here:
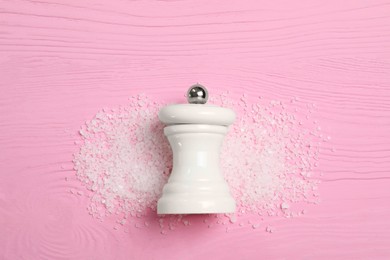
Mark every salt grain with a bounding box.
[229,215,237,223]
[265,226,274,233]
[280,202,289,210]
[134,223,142,228]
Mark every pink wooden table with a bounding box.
[1,0,390,259]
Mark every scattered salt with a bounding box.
[73,92,324,231]
[73,96,171,219]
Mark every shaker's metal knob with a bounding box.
[187,84,208,104]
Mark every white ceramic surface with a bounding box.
[157,104,236,214]
[159,104,236,125]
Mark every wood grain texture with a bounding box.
[1,0,390,259]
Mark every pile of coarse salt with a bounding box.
[73,95,172,219]
[217,93,322,218]
[73,92,326,231]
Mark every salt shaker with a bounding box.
[157,84,236,214]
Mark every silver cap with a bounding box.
[187,84,208,104]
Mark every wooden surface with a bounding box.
[1,0,390,259]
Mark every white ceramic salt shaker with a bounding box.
[157,84,236,214]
